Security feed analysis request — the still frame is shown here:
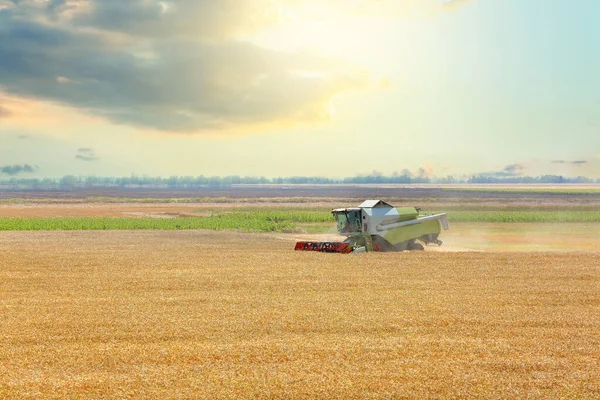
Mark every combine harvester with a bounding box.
[295,200,449,254]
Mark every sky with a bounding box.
[0,0,599,179]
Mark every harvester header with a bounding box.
[295,200,449,254]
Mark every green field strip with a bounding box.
[447,211,600,223]
[1,210,599,231]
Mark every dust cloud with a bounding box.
[277,223,600,253]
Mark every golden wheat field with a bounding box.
[1,229,599,399]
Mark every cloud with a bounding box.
[75,147,99,161]
[552,160,588,166]
[416,163,435,178]
[503,163,525,174]
[478,163,527,178]
[281,0,474,19]
[17,134,31,139]
[70,0,282,39]
[0,0,474,135]
[0,1,376,134]
[0,164,38,175]
[0,105,10,118]
[0,91,103,132]
[56,76,78,84]
[75,155,98,161]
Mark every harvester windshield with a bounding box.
[333,209,362,234]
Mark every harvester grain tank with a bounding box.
[295,200,449,253]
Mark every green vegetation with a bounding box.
[1,209,599,231]
[421,204,600,212]
[447,211,600,223]
[0,211,332,232]
[0,216,289,231]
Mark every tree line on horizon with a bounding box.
[0,173,598,189]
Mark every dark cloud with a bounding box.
[71,0,280,39]
[75,147,99,161]
[0,164,38,175]
[551,160,566,164]
[17,134,31,139]
[571,160,587,165]
[46,0,72,16]
[0,1,369,133]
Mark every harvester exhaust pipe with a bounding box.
[376,213,449,232]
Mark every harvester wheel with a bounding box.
[410,242,424,251]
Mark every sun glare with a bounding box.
[249,3,378,61]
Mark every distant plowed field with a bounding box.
[1,230,598,399]
[2,184,599,201]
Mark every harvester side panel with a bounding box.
[380,219,442,247]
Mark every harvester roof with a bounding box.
[358,200,393,208]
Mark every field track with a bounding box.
[1,230,599,399]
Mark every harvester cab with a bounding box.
[295,200,450,254]
[332,208,363,234]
